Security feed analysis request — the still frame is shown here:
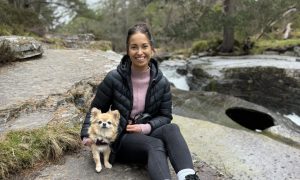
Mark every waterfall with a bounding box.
[159,60,189,91]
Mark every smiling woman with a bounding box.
[81,23,200,180]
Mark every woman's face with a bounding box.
[128,32,153,71]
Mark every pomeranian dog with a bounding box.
[88,107,120,173]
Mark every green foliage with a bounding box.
[191,38,223,54]
[57,17,103,38]
[191,40,209,53]
[0,123,81,179]
[0,1,45,36]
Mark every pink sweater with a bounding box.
[130,67,152,134]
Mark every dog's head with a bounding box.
[89,107,120,137]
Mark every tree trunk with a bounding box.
[219,0,234,53]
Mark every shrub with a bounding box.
[191,38,223,54]
[0,1,45,36]
[191,40,209,53]
[0,41,16,66]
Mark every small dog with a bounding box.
[88,107,120,173]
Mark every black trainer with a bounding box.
[185,173,200,180]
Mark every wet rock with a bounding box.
[171,89,300,145]
[0,36,43,59]
[294,46,300,56]
[264,45,300,57]
[21,146,227,180]
[186,56,300,116]
[173,115,300,180]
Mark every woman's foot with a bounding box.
[185,173,200,180]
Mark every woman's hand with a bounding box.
[126,124,142,133]
[82,138,94,146]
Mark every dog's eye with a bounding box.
[107,121,112,125]
[98,121,102,124]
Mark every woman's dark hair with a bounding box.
[126,23,154,52]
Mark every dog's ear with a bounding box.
[91,107,101,117]
[111,110,120,121]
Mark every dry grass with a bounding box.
[0,123,81,179]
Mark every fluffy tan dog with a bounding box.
[88,107,120,173]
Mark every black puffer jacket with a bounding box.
[81,55,172,143]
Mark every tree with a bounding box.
[219,0,234,53]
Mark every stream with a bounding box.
[159,56,300,127]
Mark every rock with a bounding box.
[64,34,95,49]
[294,46,300,57]
[198,52,209,57]
[2,49,300,180]
[263,50,279,55]
[189,55,198,59]
[19,145,227,180]
[263,45,300,57]
[283,51,295,56]
[173,115,300,180]
[0,36,44,59]
[153,51,173,62]
[43,33,112,50]
[171,89,297,131]
[265,124,300,145]
[176,66,188,75]
[186,56,300,117]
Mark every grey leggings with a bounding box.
[115,123,194,180]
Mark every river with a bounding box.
[159,56,300,127]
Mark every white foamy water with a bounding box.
[160,60,190,91]
[284,113,300,126]
[161,68,190,91]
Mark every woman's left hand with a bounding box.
[126,124,142,133]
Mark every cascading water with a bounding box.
[160,60,190,91]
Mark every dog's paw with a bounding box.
[104,162,112,169]
[95,165,102,173]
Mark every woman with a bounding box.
[81,23,200,180]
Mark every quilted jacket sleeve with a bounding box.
[148,78,173,131]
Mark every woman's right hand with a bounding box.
[82,138,94,146]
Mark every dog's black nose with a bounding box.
[102,123,107,128]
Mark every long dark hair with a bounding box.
[126,23,154,53]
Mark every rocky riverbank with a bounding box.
[1,49,300,180]
[0,49,226,179]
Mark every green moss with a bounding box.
[0,124,81,179]
[190,38,223,54]
[191,40,209,53]
[253,38,300,54]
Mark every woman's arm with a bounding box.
[148,78,173,131]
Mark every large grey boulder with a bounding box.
[172,89,300,147]
[0,36,43,59]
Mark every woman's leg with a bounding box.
[150,123,194,173]
[116,133,171,180]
